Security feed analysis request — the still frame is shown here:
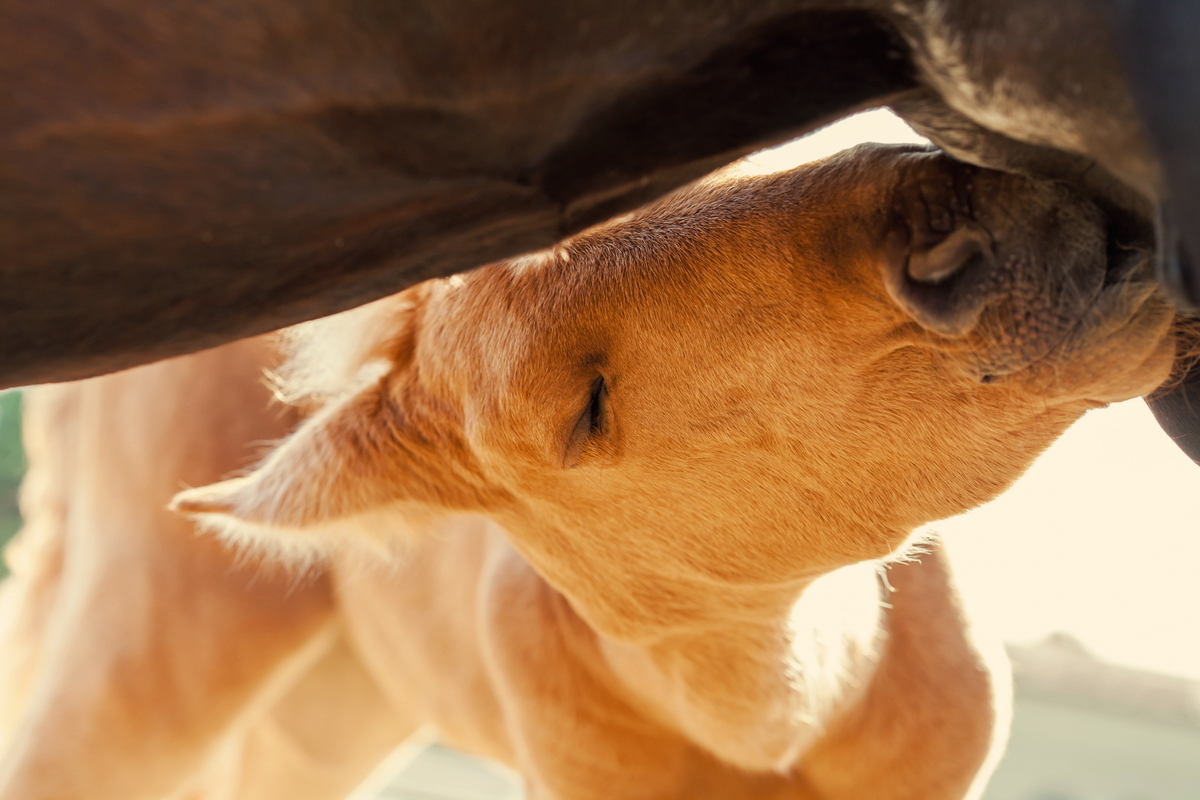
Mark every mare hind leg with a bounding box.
[0,341,337,800]
[185,626,418,800]
[0,383,74,749]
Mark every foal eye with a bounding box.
[564,376,608,467]
[584,376,607,435]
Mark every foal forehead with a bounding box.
[436,150,909,392]
[494,209,809,326]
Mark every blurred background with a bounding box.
[0,392,23,559]
[1,111,1197,800]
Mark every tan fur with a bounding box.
[0,144,1179,800]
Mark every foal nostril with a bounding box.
[887,225,997,337]
[907,228,988,284]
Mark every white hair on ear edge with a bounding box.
[271,290,420,407]
[171,379,451,568]
[182,502,433,573]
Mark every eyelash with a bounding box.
[585,376,607,436]
[564,375,608,468]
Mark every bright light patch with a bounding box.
[738,108,928,175]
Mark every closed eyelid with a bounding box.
[562,376,607,468]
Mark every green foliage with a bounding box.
[0,391,25,482]
[0,391,25,573]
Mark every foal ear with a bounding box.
[171,377,485,552]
